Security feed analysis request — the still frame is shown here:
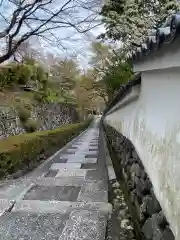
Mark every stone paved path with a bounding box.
[0,118,112,240]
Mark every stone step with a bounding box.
[50,163,81,170]
[0,210,108,240]
[0,118,109,240]
[66,158,97,164]
[78,180,108,203]
[12,199,112,214]
[55,169,87,178]
[28,176,86,187]
[0,211,69,240]
[0,199,111,240]
[59,209,107,240]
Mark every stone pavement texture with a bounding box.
[0,117,112,240]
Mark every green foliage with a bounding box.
[17,103,38,133]
[24,102,32,111]
[0,63,34,87]
[24,57,36,66]
[0,64,19,87]
[0,120,91,178]
[0,61,49,89]
[43,89,59,103]
[36,65,48,83]
[17,106,31,123]
[16,64,33,85]
[103,60,133,100]
[100,0,180,51]
[34,88,59,103]
[89,41,132,103]
[23,119,39,133]
[33,91,44,102]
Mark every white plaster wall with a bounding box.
[104,67,180,239]
[107,85,140,115]
[133,38,180,72]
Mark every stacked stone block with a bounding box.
[104,124,174,240]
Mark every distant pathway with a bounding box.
[0,118,112,240]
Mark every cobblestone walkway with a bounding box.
[0,118,112,240]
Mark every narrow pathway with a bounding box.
[0,118,111,240]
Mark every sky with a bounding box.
[41,24,105,69]
[59,24,106,68]
[0,0,106,69]
[38,0,106,69]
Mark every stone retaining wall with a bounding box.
[104,124,174,240]
[0,103,78,138]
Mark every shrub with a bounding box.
[16,64,32,85]
[0,66,15,87]
[23,119,39,133]
[43,88,59,103]
[24,102,32,111]
[0,120,91,178]
[33,88,59,103]
[17,106,31,122]
[17,104,38,133]
[0,61,49,89]
[0,70,9,87]
[33,91,43,102]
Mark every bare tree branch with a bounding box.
[0,0,101,64]
[0,0,4,7]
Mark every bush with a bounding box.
[23,119,39,133]
[17,106,31,122]
[33,88,59,103]
[0,61,49,89]
[0,120,91,178]
[33,91,43,102]
[17,104,35,133]
[24,102,32,111]
[16,64,32,85]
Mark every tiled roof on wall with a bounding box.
[103,73,141,114]
[130,13,180,63]
[103,14,180,114]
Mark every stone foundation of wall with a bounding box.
[0,103,78,138]
[104,123,175,240]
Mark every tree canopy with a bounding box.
[50,58,80,94]
[89,41,132,102]
[100,0,180,51]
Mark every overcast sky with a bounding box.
[40,24,105,68]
